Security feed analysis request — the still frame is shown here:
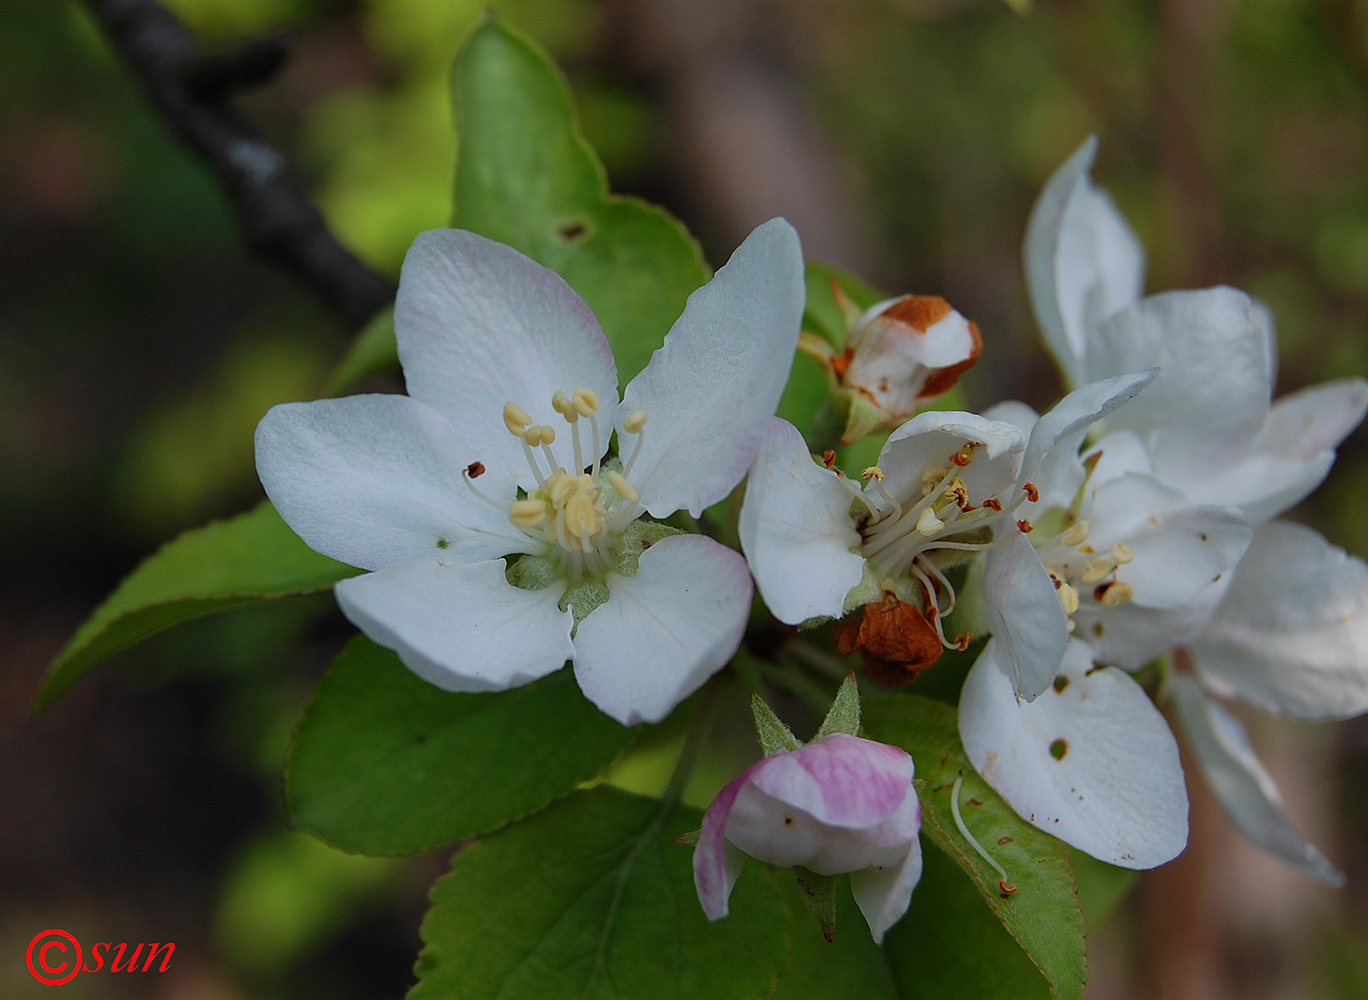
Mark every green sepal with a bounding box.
[835,387,890,446]
[751,692,802,756]
[616,519,684,576]
[792,867,838,943]
[814,672,862,740]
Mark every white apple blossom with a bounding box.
[739,371,1159,700]
[255,219,805,726]
[692,732,922,944]
[1024,137,1368,882]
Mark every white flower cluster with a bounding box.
[255,140,1368,922]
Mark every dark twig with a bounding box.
[84,0,395,329]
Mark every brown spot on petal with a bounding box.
[829,348,854,380]
[833,591,942,686]
[881,294,954,331]
[1049,739,1069,760]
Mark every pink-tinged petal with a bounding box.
[395,229,619,488]
[1088,288,1275,485]
[738,418,864,625]
[1024,136,1146,386]
[876,410,1025,506]
[984,533,1070,701]
[1021,370,1157,488]
[960,640,1188,869]
[1179,378,1368,521]
[619,218,805,518]
[1169,674,1344,885]
[1190,522,1368,720]
[693,763,764,920]
[256,395,533,571]
[746,733,913,829]
[571,534,752,725]
[849,816,924,944]
[334,558,573,693]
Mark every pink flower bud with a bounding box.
[692,733,923,943]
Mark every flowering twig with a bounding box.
[83,0,395,328]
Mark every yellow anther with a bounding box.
[943,476,967,499]
[1058,582,1080,616]
[606,470,638,504]
[504,401,533,436]
[563,494,600,540]
[623,410,648,434]
[922,465,950,484]
[1080,559,1116,585]
[915,506,945,536]
[573,387,600,417]
[523,425,544,447]
[861,466,885,482]
[552,391,578,421]
[546,472,578,503]
[539,424,556,445]
[1110,543,1134,564]
[1061,520,1091,547]
[508,499,549,528]
[1100,581,1135,608]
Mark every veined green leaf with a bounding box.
[451,17,711,389]
[410,785,790,1000]
[36,501,355,715]
[772,877,898,1000]
[286,637,633,855]
[863,693,1088,1000]
[884,844,1052,999]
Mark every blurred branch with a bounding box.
[83,0,395,329]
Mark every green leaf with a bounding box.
[884,845,1051,1000]
[863,694,1087,1000]
[803,260,885,348]
[287,637,633,855]
[773,877,898,1000]
[326,306,398,394]
[36,501,356,715]
[410,786,791,1000]
[1070,849,1137,931]
[451,17,710,389]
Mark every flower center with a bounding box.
[1033,520,1135,629]
[852,442,1033,650]
[462,386,649,580]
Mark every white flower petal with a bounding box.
[1021,370,1157,487]
[394,229,619,487]
[255,395,533,570]
[619,218,806,518]
[572,534,752,725]
[1087,288,1275,486]
[959,640,1188,869]
[877,410,1025,505]
[1024,136,1146,385]
[334,558,574,692]
[1181,377,1368,521]
[849,823,923,945]
[1169,674,1344,885]
[1189,522,1368,720]
[738,418,864,625]
[983,532,1070,701]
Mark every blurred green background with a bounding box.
[3,0,1368,997]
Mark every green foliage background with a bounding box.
[4,1,1368,998]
